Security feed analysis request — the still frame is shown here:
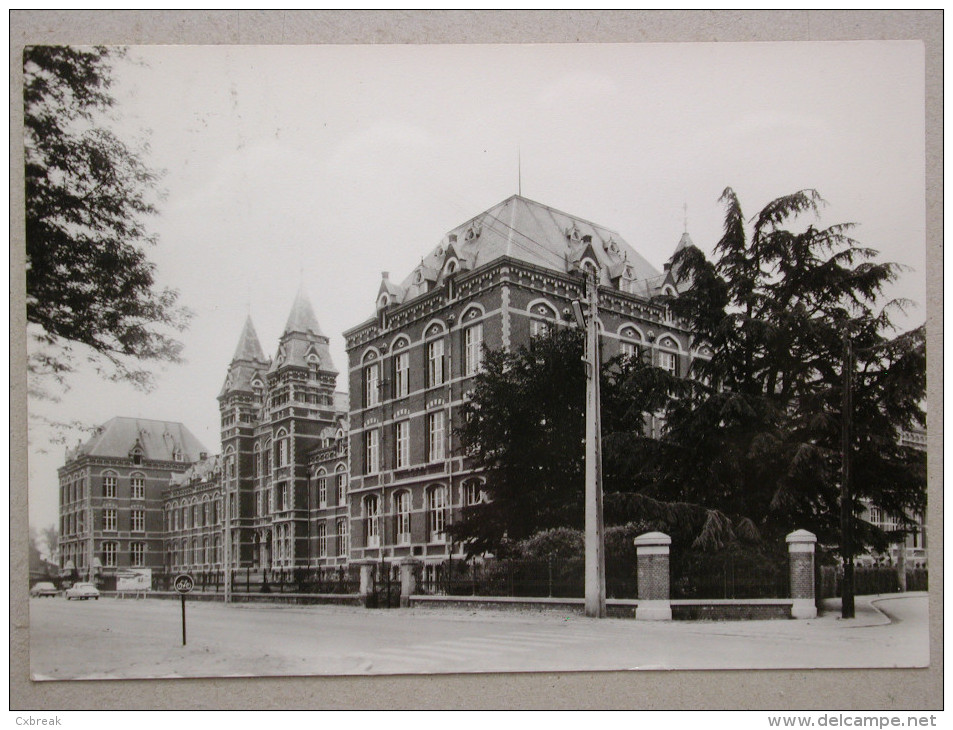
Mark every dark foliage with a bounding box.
[24,45,191,397]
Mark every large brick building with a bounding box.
[342,195,699,580]
[58,417,208,580]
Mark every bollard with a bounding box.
[786,529,818,619]
[634,531,672,621]
[359,563,374,598]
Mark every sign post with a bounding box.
[173,573,195,646]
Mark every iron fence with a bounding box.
[671,552,790,600]
[417,557,638,599]
[151,566,360,594]
[817,565,928,598]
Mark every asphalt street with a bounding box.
[28,593,928,679]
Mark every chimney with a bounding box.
[382,271,389,280]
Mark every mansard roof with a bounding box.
[66,417,207,464]
[392,195,665,305]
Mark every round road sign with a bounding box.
[173,574,195,594]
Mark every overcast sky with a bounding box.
[27,41,926,531]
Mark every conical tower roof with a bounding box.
[231,315,266,363]
[283,287,324,337]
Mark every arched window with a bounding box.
[618,325,643,359]
[101,471,118,499]
[130,473,146,499]
[463,479,486,507]
[274,430,289,468]
[315,468,327,507]
[657,335,680,376]
[528,301,558,338]
[427,486,447,542]
[394,490,411,545]
[335,465,347,505]
[364,496,380,548]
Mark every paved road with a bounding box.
[28,593,928,679]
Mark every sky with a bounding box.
[25,41,927,532]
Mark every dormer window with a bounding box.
[306,353,320,379]
[172,448,183,463]
[130,446,144,465]
[443,258,459,277]
[377,293,390,311]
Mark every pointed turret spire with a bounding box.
[231,315,266,363]
[283,287,324,337]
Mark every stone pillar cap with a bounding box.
[786,529,817,544]
[633,531,672,547]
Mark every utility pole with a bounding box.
[840,333,855,619]
[224,478,232,604]
[574,267,606,618]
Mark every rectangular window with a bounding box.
[394,352,409,398]
[428,339,444,387]
[620,341,639,359]
[395,421,410,469]
[395,491,411,545]
[464,481,484,506]
[131,476,145,500]
[428,489,446,542]
[276,439,289,467]
[365,363,380,407]
[464,323,483,376]
[365,429,380,474]
[317,523,328,557]
[318,477,327,507]
[103,509,117,531]
[337,519,348,556]
[103,475,116,499]
[131,542,145,566]
[659,351,677,375]
[102,542,117,567]
[530,319,551,338]
[131,509,145,532]
[365,498,380,548]
[256,491,263,517]
[428,411,445,462]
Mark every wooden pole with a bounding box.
[841,334,855,619]
[584,268,607,618]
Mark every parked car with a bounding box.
[65,582,100,600]
[30,581,58,597]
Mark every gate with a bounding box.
[367,562,400,608]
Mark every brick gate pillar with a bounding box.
[399,559,421,608]
[634,531,672,621]
[786,529,817,619]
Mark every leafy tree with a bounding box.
[24,45,190,399]
[453,189,925,559]
[638,188,927,551]
[452,329,755,556]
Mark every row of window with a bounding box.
[100,541,148,567]
[99,508,147,532]
[364,410,446,473]
[360,482,485,548]
[364,323,484,407]
[166,499,221,531]
[96,473,147,500]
